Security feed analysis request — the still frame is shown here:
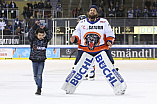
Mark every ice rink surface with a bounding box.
[0,60,157,104]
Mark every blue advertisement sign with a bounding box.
[13,47,60,58]
[13,48,30,58]
[46,48,60,58]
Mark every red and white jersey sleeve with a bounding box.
[72,18,115,52]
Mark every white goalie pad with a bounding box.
[62,52,94,94]
[94,51,127,95]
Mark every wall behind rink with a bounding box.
[0,45,157,60]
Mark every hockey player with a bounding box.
[72,15,96,80]
[71,11,118,79]
[62,5,126,95]
[28,21,52,95]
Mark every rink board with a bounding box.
[0,45,157,60]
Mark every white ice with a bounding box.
[0,60,157,104]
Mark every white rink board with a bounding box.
[0,60,157,104]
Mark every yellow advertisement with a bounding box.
[134,26,157,34]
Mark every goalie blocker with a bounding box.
[62,51,127,95]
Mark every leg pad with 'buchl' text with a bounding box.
[62,52,94,94]
[95,51,127,95]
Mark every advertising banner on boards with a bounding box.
[13,48,30,58]
[0,47,156,59]
[111,48,154,58]
[0,48,13,58]
[60,48,77,58]
[60,48,155,58]
[46,48,60,58]
[12,47,60,58]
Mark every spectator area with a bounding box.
[1,0,157,19]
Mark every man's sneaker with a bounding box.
[35,88,41,95]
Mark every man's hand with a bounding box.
[35,21,40,25]
[70,36,75,43]
[35,21,45,29]
[107,41,112,48]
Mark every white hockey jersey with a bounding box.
[72,17,115,52]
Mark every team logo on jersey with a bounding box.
[84,32,101,50]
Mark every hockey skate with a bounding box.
[113,82,127,95]
[89,70,95,80]
[83,74,88,80]
[115,68,119,71]
[83,66,95,80]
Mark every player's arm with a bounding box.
[104,20,115,47]
[28,21,39,42]
[44,27,52,42]
[70,23,81,43]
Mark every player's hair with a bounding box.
[35,28,45,36]
[35,28,45,34]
